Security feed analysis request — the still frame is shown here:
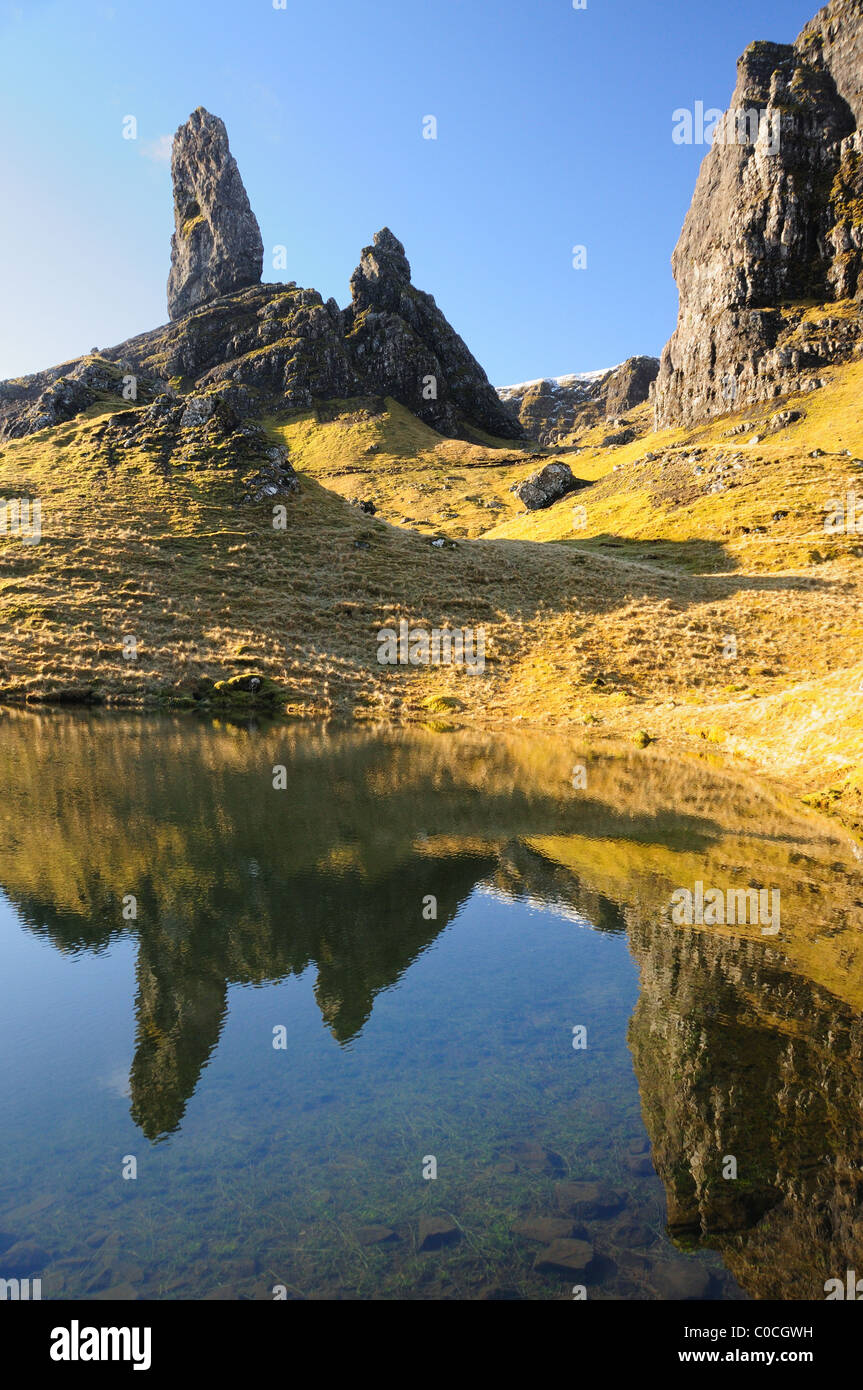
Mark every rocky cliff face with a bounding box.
[654,0,863,428]
[498,357,659,445]
[167,108,264,321]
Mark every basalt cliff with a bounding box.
[654,0,863,427]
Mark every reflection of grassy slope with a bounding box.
[1,354,862,822]
[524,828,863,1016]
[0,711,856,967]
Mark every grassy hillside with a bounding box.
[0,351,861,828]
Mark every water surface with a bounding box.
[0,713,861,1300]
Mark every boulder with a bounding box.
[514,461,585,510]
[512,1216,584,1243]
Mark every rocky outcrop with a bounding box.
[1,118,522,445]
[167,107,264,321]
[654,0,863,428]
[604,357,661,418]
[344,228,523,439]
[0,356,163,441]
[498,358,659,445]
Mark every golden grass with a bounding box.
[1,351,862,828]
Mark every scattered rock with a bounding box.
[418,1215,461,1251]
[534,1238,595,1277]
[554,1181,624,1220]
[356,1225,398,1247]
[512,1217,585,1243]
[769,409,803,430]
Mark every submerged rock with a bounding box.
[418,1215,461,1251]
[649,1260,714,1301]
[355,1225,398,1247]
[554,1181,624,1220]
[508,1140,566,1174]
[534,1238,595,1276]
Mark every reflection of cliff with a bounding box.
[628,915,863,1299]
[1,704,863,1234]
[129,852,493,1139]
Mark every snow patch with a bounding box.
[496,367,618,402]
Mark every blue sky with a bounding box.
[0,0,821,384]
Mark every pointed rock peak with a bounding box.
[371,227,410,274]
[350,227,413,311]
[166,108,263,321]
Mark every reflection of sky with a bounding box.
[0,892,138,1135]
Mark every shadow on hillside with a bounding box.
[570,533,740,575]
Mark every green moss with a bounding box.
[211,674,287,708]
[831,149,863,229]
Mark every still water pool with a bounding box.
[0,712,861,1300]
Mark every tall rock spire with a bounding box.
[166,107,264,321]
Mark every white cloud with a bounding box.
[140,134,173,164]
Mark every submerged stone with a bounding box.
[418,1215,461,1251]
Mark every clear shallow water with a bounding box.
[0,712,861,1301]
